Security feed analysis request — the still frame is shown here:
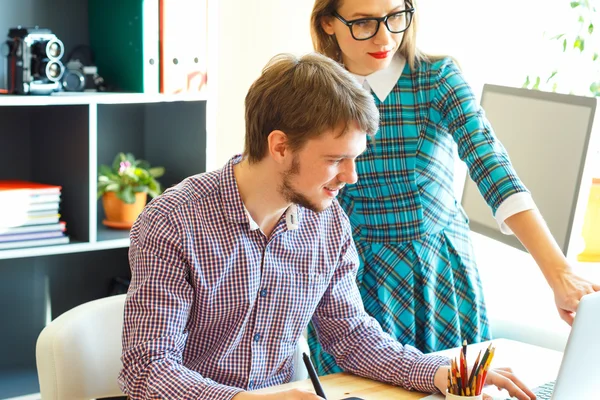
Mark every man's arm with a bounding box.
[311,231,449,393]
[119,207,244,400]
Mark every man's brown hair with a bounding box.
[244,52,379,163]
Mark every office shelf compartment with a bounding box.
[95,100,207,239]
[0,248,130,398]
[0,104,91,244]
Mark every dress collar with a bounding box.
[351,54,406,102]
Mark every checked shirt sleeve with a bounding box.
[118,207,243,400]
[432,58,530,215]
[311,225,450,393]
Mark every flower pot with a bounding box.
[102,191,147,229]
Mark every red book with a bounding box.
[0,180,62,196]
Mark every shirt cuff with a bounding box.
[408,354,451,393]
[495,192,537,235]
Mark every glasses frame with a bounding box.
[332,3,415,41]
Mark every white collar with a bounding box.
[243,204,299,231]
[351,54,406,102]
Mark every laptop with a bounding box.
[507,290,600,399]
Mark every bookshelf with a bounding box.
[0,0,219,398]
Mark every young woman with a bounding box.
[308,0,600,375]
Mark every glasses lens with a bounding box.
[386,12,409,33]
[351,19,379,40]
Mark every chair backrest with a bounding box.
[36,293,309,400]
[292,334,309,382]
[36,294,126,400]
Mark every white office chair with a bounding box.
[36,294,127,400]
[36,294,309,400]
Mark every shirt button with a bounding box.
[254,333,261,342]
[260,289,268,297]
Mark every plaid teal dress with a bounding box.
[308,57,529,375]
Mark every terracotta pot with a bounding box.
[102,191,147,229]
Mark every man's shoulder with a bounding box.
[300,200,351,232]
[146,169,222,216]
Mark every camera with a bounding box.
[1,26,65,95]
[61,45,106,92]
[62,59,105,92]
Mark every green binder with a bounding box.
[88,0,159,93]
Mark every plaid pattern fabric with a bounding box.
[308,58,527,375]
[119,156,450,400]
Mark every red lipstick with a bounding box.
[368,51,390,59]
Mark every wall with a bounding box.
[215,0,315,168]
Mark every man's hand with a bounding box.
[550,269,600,325]
[434,365,537,400]
[233,389,325,400]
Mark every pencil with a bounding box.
[481,346,496,384]
[467,350,482,390]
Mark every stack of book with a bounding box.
[0,180,70,250]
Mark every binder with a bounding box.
[88,0,159,93]
[159,0,208,94]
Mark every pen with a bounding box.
[303,352,327,399]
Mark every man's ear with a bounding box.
[267,130,289,164]
[321,15,335,35]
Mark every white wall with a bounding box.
[215,0,315,168]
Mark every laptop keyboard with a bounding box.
[506,380,555,400]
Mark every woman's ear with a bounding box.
[321,15,335,35]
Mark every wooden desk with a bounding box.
[252,339,563,400]
[252,370,423,399]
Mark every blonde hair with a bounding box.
[244,53,379,163]
[310,0,445,71]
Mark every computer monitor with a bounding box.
[460,84,598,256]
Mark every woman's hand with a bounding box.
[550,269,600,325]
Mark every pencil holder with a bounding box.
[445,391,482,400]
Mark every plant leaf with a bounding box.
[136,160,151,170]
[589,23,594,34]
[546,70,558,83]
[591,82,600,96]
[563,38,567,52]
[149,167,165,178]
[593,52,599,61]
[522,75,531,88]
[125,153,136,164]
[570,1,581,7]
[99,164,113,176]
[119,186,136,204]
[533,76,541,90]
[133,185,148,193]
[574,36,585,52]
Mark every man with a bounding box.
[119,53,535,400]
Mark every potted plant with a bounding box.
[97,152,165,229]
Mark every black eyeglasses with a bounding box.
[332,4,415,41]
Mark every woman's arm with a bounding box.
[505,209,600,324]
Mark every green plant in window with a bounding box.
[523,0,598,96]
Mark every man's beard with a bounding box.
[279,156,325,213]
